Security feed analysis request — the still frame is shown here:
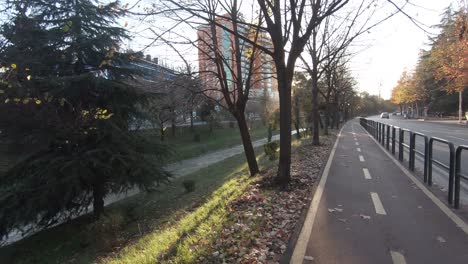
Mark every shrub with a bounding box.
[193,133,201,142]
[264,141,279,160]
[182,180,196,193]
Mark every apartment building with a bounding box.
[197,15,278,115]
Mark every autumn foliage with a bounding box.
[391,4,467,115]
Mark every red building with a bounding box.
[197,15,278,115]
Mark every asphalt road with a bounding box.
[367,115,468,206]
[294,120,468,264]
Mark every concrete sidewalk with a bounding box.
[166,129,303,177]
[291,120,468,264]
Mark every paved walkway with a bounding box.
[166,130,303,177]
[291,120,468,264]
[105,130,303,204]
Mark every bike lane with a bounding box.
[291,120,468,264]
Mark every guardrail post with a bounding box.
[377,123,380,141]
[399,128,404,161]
[455,146,464,209]
[448,143,455,205]
[379,123,382,143]
[377,122,380,142]
[409,132,415,171]
[386,125,390,150]
[381,124,385,146]
[391,126,396,155]
[428,137,455,203]
[423,136,428,183]
[428,138,433,186]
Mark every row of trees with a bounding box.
[142,0,404,185]
[391,3,467,120]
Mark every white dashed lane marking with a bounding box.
[390,251,407,264]
[357,148,361,152]
[355,142,359,146]
[370,192,387,215]
[363,168,372,179]
[359,155,365,162]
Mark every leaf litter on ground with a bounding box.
[197,135,336,263]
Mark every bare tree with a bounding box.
[300,0,403,144]
[139,0,280,176]
[137,0,407,185]
[253,0,351,185]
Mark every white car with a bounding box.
[380,112,389,119]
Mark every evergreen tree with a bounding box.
[0,0,170,239]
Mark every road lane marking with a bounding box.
[390,251,407,264]
[290,126,345,264]
[361,123,468,235]
[359,155,365,162]
[363,168,372,179]
[370,192,387,215]
[355,142,359,146]
[354,137,357,141]
[357,148,361,152]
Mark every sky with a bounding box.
[348,0,456,100]
[125,0,458,100]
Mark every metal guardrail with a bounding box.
[410,132,428,181]
[359,117,465,209]
[399,128,411,162]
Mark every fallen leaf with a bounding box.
[360,214,371,220]
[436,236,446,243]
[304,255,315,261]
[328,208,335,213]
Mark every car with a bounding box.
[380,112,389,119]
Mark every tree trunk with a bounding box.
[295,121,301,139]
[311,71,320,145]
[236,113,259,176]
[171,118,176,137]
[459,91,463,124]
[324,102,330,136]
[294,95,301,139]
[334,92,340,129]
[276,71,292,186]
[334,105,339,129]
[190,110,194,132]
[268,123,273,142]
[160,126,165,141]
[92,180,105,218]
